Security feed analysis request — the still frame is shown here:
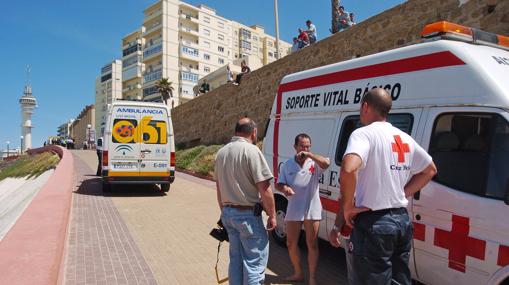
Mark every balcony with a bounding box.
[179,13,199,24]
[122,66,142,81]
[143,43,162,60]
[180,40,199,49]
[144,9,162,23]
[180,26,199,37]
[144,21,162,36]
[123,44,142,57]
[143,69,162,83]
[179,46,199,61]
[122,38,142,50]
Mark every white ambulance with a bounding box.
[101,101,176,192]
[263,21,509,284]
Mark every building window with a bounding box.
[180,71,199,82]
[429,113,509,200]
[182,46,199,57]
[218,34,224,41]
[218,21,224,28]
[218,58,224,64]
[268,52,273,58]
[204,16,210,23]
[218,46,224,53]
[253,35,258,41]
[204,53,210,60]
[267,41,273,47]
[203,29,210,36]
[204,66,210,72]
[202,41,211,48]
[240,28,251,39]
[253,46,258,52]
[241,40,251,50]
[335,114,413,165]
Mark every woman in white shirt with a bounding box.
[276,133,330,285]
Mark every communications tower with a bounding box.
[19,66,37,151]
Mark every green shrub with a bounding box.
[188,145,222,176]
[0,152,60,181]
[175,145,206,169]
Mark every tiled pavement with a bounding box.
[64,152,157,285]
[64,150,348,285]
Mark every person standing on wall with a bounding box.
[214,117,277,285]
[331,88,437,285]
[276,133,330,285]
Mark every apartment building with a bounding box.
[121,29,144,101]
[95,60,122,137]
[69,105,95,149]
[135,0,291,105]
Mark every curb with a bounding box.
[176,167,215,182]
[0,146,74,285]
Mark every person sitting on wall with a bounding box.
[298,28,310,49]
[199,80,210,94]
[233,60,251,85]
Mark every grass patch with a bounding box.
[188,145,223,176]
[0,152,60,181]
[175,145,224,177]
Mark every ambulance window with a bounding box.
[335,114,413,165]
[112,119,137,144]
[429,113,509,200]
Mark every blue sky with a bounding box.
[0,0,405,150]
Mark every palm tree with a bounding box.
[155,78,174,106]
[331,0,340,34]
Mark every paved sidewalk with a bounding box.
[64,151,157,285]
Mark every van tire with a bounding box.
[272,196,288,247]
[161,183,170,192]
[102,181,111,192]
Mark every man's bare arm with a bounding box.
[215,181,223,210]
[256,179,277,231]
[340,154,370,227]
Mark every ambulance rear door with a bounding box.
[138,106,171,178]
[108,105,142,176]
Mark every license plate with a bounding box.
[112,162,136,169]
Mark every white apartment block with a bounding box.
[95,60,122,137]
[133,0,291,106]
[121,29,144,101]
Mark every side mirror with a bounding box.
[504,179,509,206]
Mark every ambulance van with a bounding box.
[101,101,176,192]
[263,22,509,285]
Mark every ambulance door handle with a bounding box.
[319,189,331,196]
[415,214,421,221]
[141,149,152,153]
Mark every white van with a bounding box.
[262,21,509,285]
[101,101,175,192]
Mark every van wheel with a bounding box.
[102,181,111,192]
[160,184,170,192]
[272,197,288,247]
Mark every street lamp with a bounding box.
[6,141,10,158]
[87,124,92,150]
[20,135,24,155]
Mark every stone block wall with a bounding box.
[172,0,509,146]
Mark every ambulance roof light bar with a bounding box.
[421,21,509,51]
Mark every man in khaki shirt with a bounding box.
[215,117,276,285]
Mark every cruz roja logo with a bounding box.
[115,144,134,155]
[390,135,410,171]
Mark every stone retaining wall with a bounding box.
[172,0,509,146]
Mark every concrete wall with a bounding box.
[171,0,509,146]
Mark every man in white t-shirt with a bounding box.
[330,88,437,285]
[276,134,330,285]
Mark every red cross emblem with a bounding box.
[434,215,486,273]
[309,164,315,174]
[391,135,410,163]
